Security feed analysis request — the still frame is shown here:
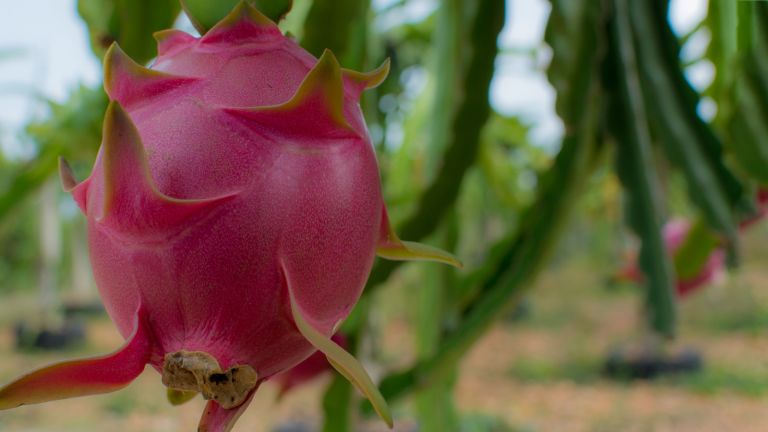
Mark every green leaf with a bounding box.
[180,0,292,34]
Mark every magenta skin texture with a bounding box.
[83,24,379,380]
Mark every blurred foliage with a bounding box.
[0,187,38,293]
[78,0,181,63]
[180,0,292,33]
[302,0,370,67]
[0,86,106,222]
[710,1,768,184]
[605,0,677,335]
[1,0,768,430]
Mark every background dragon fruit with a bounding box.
[0,3,460,431]
[615,219,726,299]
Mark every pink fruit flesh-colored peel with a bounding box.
[0,2,461,431]
[615,218,725,298]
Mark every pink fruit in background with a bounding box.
[616,219,724,298]
[661,219,725,298]
[0,3,460,431]
[740,187,768,229]
[617,186,768,297]
[271,333,347,399]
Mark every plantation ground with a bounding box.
[1,228,768,431]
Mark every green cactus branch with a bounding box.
[376,101,603,403]
[179,0,293,34]
[630,0,745,249]
[365,0,505,293]
[373,0,607,403]
[605,0,677,336]
[301,0,370,68]
[78,0,181,63]
[714,2,768,185]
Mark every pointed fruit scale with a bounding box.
[59,157,89,213]
[98,102,235,233]
[376,208,463,268]
[200,1,279,44]
[342,58,391,98]
[198,391,256,432]
[103,43,198,109]
[0,307,152,410]
[224,49,356,138]
[285,267,393,429]
[377,239,463,268]
[58,157,78,192]
[153,29,196,56]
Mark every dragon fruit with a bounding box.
[616,219,725,298]
[740,187,768,229]
[0,3,460,431]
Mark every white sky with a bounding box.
[0,1,100,158]
[0,0,707,159]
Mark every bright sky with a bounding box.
[0,0,707,159]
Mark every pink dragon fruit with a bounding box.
[661,219,725,298]
[616,219,725,298]
[271,333,347,399]
[0,3,460,431]
[739,187,768,229]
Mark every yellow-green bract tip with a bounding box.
[285,265,394,428]
[343,58,391,91]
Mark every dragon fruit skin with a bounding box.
[0,3,460,431]
[615,218,725,298]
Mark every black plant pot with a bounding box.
[603,346,703,380]
[14,318,86,351]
